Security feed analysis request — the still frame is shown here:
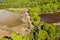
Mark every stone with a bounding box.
[0,9,32,37]
[0,29,11,38]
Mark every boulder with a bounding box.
[0,9,32,37]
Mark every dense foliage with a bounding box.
[28,8,40,26]
[0,0,59,40]
[0,0,60,13]
[11,33,27,40]
[33,23,56,40]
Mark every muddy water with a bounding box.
[40,12,60,23]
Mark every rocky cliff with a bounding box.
[0,9,32,37]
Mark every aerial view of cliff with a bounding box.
[0,0,60,40]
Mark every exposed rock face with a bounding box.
[0,11,21,26]
[0,29,11,37]
[0,10,32,37]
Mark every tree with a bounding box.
[43,23,56,40]
[36,30,49,40]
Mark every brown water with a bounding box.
[40,12,60,23]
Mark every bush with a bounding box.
[28,8,40,26]
[0,0,59,13]
[33,23,56,40]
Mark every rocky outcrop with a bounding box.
[0,9,32,37]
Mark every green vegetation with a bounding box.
[36,30,49,40]
[28,8,40,26]
[0,0,60,40]
[0,0,59,13]
[0,38,9,40]
[0,32,33,40]
[33,23,56,40]
[11,32,33,40]
[11,33,27,40]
